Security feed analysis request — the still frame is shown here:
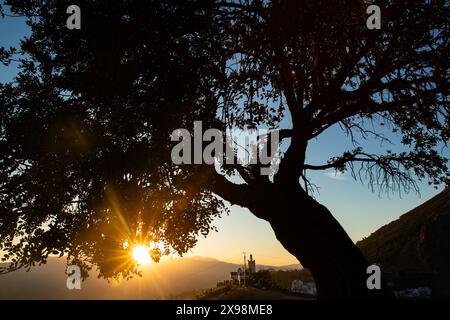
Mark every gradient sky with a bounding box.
[1,6,447,267]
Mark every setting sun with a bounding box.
[131,245,151,265]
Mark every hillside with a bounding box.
[197,286,312,300]
[357,188,450,297]
[0,256,298,299]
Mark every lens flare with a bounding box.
[131,245,151,265]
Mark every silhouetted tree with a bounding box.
[0,0,448,299]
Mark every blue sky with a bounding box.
[0,6,447,266]
[0,14,28,79]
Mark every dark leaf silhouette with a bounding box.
[0,0,448,299]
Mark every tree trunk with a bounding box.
[247,184,395,300]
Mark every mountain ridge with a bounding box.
[0,255,300,299]
[357,187,450,297]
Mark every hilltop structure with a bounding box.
[229,253,256,285]
[248,254,256,273]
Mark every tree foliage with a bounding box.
[0,0,448,279]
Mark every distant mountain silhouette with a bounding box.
[357,188,450,297]
[0,256,299,299]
